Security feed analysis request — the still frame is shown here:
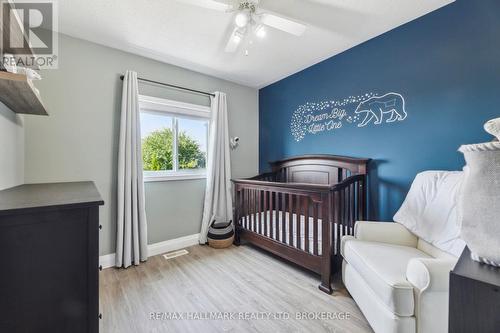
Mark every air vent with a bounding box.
[163,249,189,260]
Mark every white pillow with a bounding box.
[394,171,466,257]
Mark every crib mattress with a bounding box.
[241,211,324,255]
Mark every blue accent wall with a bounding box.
[259,0,500,221]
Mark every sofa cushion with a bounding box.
[343,239,431,316]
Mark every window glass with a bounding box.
[178,117,208,171]
[140,112,173,172]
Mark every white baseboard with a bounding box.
[100,233,200,269]
[148,233,200,257]
[99,253,116,269]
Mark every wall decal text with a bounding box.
[290,92,407,142]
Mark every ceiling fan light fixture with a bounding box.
[232,34,242,43]
[235,12,249,28]
[232,29,245,44]
[255,25,266,38]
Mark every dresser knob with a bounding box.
[99,265,103,271]
[99,313,102,320]
[99,225,103,230]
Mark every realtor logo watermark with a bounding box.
[1,0,58,69]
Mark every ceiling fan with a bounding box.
[175,0,307,54]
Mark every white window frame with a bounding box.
[139,95,211,182]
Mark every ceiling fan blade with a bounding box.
[259,0,365,37]
[174,0,230,12]
[224,28,242,53]
[260,13,306,36]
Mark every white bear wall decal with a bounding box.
[290,92,408,142]
[354,93,407,127]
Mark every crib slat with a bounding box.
[236,189,240,228]
[257,190,262,235]
[313,202,318,255]
[345,187,349,238]
[303,196,309,253]
[248,189,252,231]
[249,189,253,231]
[263,191,268,237]
[350,183,355,229]
[246,189,250,231]
[288,193,294,246]
[355,182,360,222]
[256,189,259,233]
[250,190,255,231]
[282,193,286,243]
[262,189,266,235]
[234,189,239,229]
[341,188,346,253]
[351,184,354,234]
[252,189,256,233]
[337,190,342,256]
[256,190,259,232]
[269,192,274,239]
[238,190,244,226]
[339,188,343,241]
[253,189,257,232]
[341,189,345,255]
[248,189,252,230]
[359,177,366,220]
[275,192,280,241]
[347,184,351,235]
[244,189,250,229]
[346,185,350,237]
[350,183,355,235]
[339,189,345,239]
[296,195,301,250]
[241,189,245,229]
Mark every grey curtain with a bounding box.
[116,70,148,267]
[199,92,233,243]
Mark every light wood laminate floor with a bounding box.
[100,244,372,333]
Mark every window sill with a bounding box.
[144,174,207,182]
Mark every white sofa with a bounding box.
[341,171,465,333]
[341,222,457,333]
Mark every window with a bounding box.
[139,95,210,181]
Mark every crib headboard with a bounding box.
[269,155,370,185]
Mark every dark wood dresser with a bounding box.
[449,246,500,332]
[0,182,104,333]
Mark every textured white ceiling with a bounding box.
[49,0,454,88]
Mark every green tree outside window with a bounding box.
[142,128,206,171]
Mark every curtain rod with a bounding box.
[120,75,215,97]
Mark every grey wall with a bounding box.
[0,104,24,190]
[24,34,259,255]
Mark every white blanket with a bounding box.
[394,171,466,257]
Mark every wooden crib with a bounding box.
[232,155,370,294]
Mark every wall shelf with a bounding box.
[0,1,46,115]
[0,71,48,115]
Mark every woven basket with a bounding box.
[208,235,235,249]
[207,220,234,249]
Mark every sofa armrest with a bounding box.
[354,221,418,247]
[340,235,355,257]
[406,257,457,292]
